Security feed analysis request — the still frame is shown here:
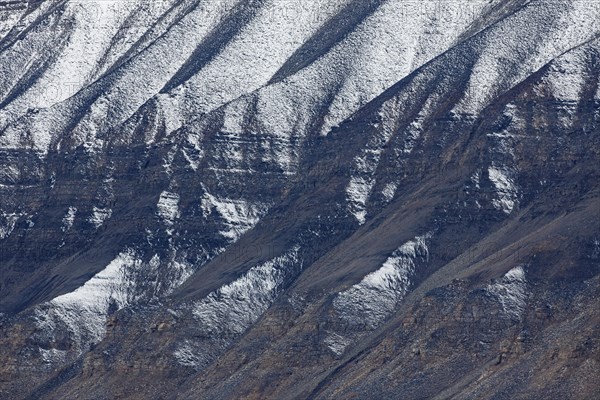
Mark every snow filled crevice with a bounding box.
[325,234,432,355]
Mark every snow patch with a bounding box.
[191,246,301,336]
[324,332,352,357]
[34,250,143,358]
[62,206,77,232]
[381,182,398,203]
[88,207,112,228]
[173,340,204,368]
[488,166,518,214]
[0,212,20,239]
[326,234,431,355]
[39,348,67,366]
[157,191,180,225]
[167,259,196,292]
[175,246,302,368]
[201,190,270,241]
[487,266,528,319]
[346,176,371,224]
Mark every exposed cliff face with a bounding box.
[0,0,599,399]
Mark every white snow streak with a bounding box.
[346,98,402,224]
[346,176,371,225]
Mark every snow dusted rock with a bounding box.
[26,247,198,368]
[88,206,112,229]
[200,189,271,242]
[0,211,20,239]
[61,206,77,232]
[157,191,180,226]
[325,234,431,355]
[488,166,519,214]
[0,0,496,155]
[191,246,301,336]
[486,266,528,320]
[0,0,26,41]
[174,246,302,370]
[333,234,431,330]
[32,250,144,363]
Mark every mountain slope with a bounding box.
[0,0,599,399]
